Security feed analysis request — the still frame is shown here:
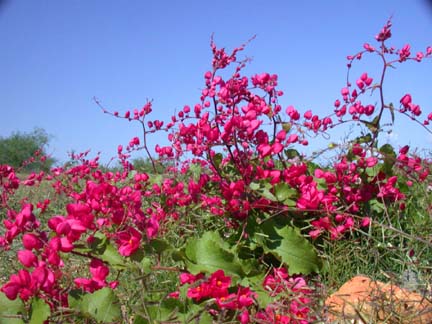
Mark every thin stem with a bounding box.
[138,120,157,173]
[371,48,389,144]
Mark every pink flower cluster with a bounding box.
[257,268,314,324]
[0,162,163,306]
[180,270,255,307]
[0,19,431,322]
[173,268,315,323]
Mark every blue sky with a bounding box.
[1,0,431,165]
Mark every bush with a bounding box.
[0,20,431,323]
[0,128,56,172]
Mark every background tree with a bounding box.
[132,157,173,174]
[0,127,56,172]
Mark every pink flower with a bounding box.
[400,94,412,108]
[216,292,237,309]
[22,233,43,250]
[1,280,22,300]
[363,43,375,52]
[238,310,250,324]
[237,286,255,308]
[286,106,300,120]
[356,79,365,90]
[74,258,117,293]
[116,227,142,256]
[276,129,286,141]
[17,250,38,268]
[341,87,349,96]
[208,269,231,297]
[290,300,311,324]
[187,283,210,301]
[1,270,31,300]
[376,20,392,42]
[59,236,74,252]
[257,144,272,158]
[399,145,410,155]
[361,217,371,227]
[272,142,284,154]
[303,110,312,119]
[364,104,375,116]
[399,44,411,62]
[179,272,204,285]
[287,133,298,144]
[168,291,179,299]
[146,216,160,239]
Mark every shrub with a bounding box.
[0,127,56,173]
[0,19,431,323]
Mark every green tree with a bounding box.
[0,127,56,172]
[132,157,173,174]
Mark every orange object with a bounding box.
[325,275,432,323]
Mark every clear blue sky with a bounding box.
[1,0,431,165]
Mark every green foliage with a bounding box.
[0,128,55,172]
[89,232,126,269]
[320,174,432,292]
[69,288,121,323]
[29,298,50,324]
[262,222,322,275]
[1,23,432,323]
[0,292,24,324]
[183,231,251,277]
[132,157,172,174]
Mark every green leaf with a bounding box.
[363,115,380,134]
[197,311,213,323]
[73,243,92,254]
[241,274,272,308]
[143,298,187,322]
[29,298,50,324]
[149,173,163,185]
[100,242,126,268]
[140,257,152,274]
[150,238,172,254]
[127,169,138,181]
[212,153,223,169]
[370,199,385,213]
[355,133,373,144]
[259,221,321,275]
[171,248,186,262]
[388,103,395,124]
[284,148,299,159]
[379,143,396,156]
[250,180,283,202]
[184,231,246,277]
[379,143,396,175]
[328,142,337,149]
[186,305,213,324]
[260,187,277,201]
[68,289,85,310]
[366,164,380,178]
[131,315,148,324]
[249,181,260,191]
[189,163,202,182]
[130,247,145,263]
[89,231,107,250]
[0,292,25,324]
[80,288,121,323]
[92,232,125,269]
[274,183,297,206]
[316,178,327,191]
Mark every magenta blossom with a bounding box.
[115,227,142,256]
